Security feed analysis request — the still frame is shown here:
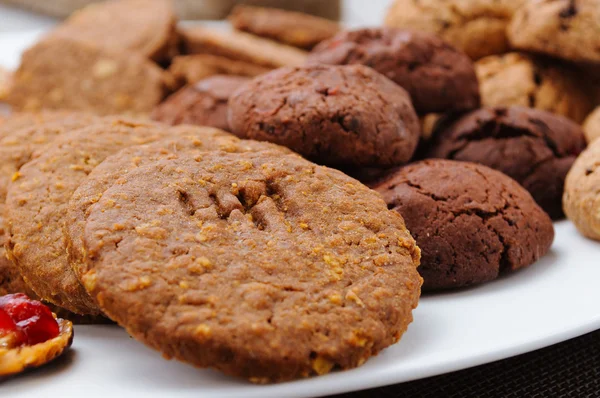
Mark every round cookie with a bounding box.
[564,139,600,240]
[583,106,600,144]
[426,107,587,219]
[66,132,289,292]
[5,118,190,315]
[151,75,250,130]
[375,159,554,290]
[384,0,526,60]
[307,28,480,114]
[508,0,600,63]
[475,52,594,123]
[228,64,420,167]
[78,151,421,382]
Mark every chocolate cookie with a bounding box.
[77,150,421,382]
[426,107,587,219]
[583,107,600,144]
[66,131,286,293]
[228,5,340,49]
[384,0,526,60]
[508,0,600,63]
[8,37,171,115]
[563,139,600,240]
[476,52,594,123]
[181,27,307,68]
[376,159,554,290]
[50,0,177,62]
[228,64,420,167]
[151,75,250,130]
[169,55,270,86]
[307,28,480,114]
[4,118,181,315]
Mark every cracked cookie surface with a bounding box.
[508,0,600,63]
[307,28,480,114]
[564,139,600,241]
[228,64,420,167]
[4,119,202,315]
[375,159,554,290]
[426,106,587,219]
[384,0,525,60]
[78,150,422,382]
[475,52,593,123]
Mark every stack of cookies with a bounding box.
[0,0,598,383]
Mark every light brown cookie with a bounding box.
[0,111,92,140]
[4,118,179,315]
[384,0,525,60]
[0,66,12,101]
[49,0,177,62]
[77,151,421,382]
[583,106,600,143]
[564,138,600,240]
[475,52,594,123]
[7,37,170,115]
[228,5,340,49]
[180,27,307,68]
[169,55,270,86]
[508,0,600,63]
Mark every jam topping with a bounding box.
[0,294,60,348]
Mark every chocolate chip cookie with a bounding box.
[50,0,177,62]
[152,75,250,130]
[375,159,554,290]
[426,107,587,219]
[78,150,421,381]
[564,138,600,241]
[583,106,600,143]
[384,0,526,60]
[4,118,180,315]
[307,28,480,114]
[476,52,594,123]
[228,5,341,49]
[228,64,420,167]
[8,37,171,115]
[508,0,600,63]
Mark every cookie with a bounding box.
[77,150,421,382]
[152,75,250,130]
[169,55,270,86]
[228,5,340,49]
[228,64,420,167]
[307,28,480,114]
[0,114,100,300]
[0,66,11,101]
[563,139,600,240]
[508,0,600,63]
[384,0,525,60]
[376,159,554,290]
[4,118,181,315]
[50,0,177,62]
[476,52,594,123]
[66,133,288,289]
[7,37,170,115]
[583,107,600,143]
[426,107,587,219]
[180,27,307,68]
[0,111,92,140]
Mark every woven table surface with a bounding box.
[331,329,600,397]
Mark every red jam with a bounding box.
[0,294,60,347]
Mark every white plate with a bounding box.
[2,30,600,398]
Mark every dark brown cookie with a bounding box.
[228,64,420,167]
[307,28,480,114]
[151,75,250,130]
[78,150,421,382]
[375,159,554,291]
[4,118,186,315]
[425,107,587,219]
[228,5,341,49]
